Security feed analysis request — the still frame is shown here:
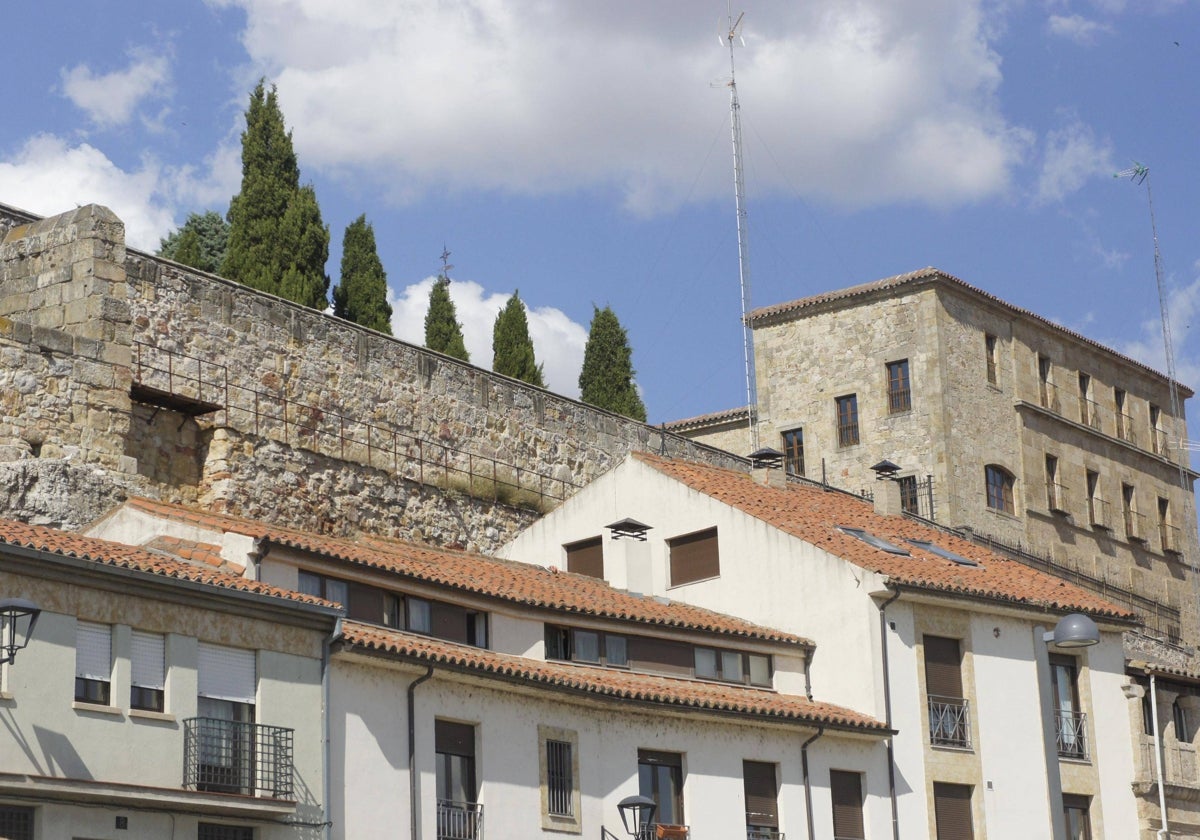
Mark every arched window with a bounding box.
[985,465,1015,514]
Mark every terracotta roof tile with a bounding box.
[120,498,806,646]
[0,517,334,609]
[662,406,751,431]
[339,620,885,732]
[746,267,1191,395]
[633,452,1136,621]
[143,535,238,572]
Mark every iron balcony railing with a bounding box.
[183,717,294,798]
[1152,428,1171,457]
[1040,382,1062,414]
[1080,399,1102,431]
[1125,510,1147,542]
[1160,523,1182,554]
[1088,497,1111,530]
[928,696,972,749]
[437,800,483,840]
[747,829,784,840]
[1115,413,1136,446]
[887,386,911,414]
[1056,710,1089,760]
[836,422,860,448]
[1046,482,1070,514]
[638,825,690,840]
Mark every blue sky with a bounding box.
[3,0,1198,430]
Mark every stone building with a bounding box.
[670,268,1197,659]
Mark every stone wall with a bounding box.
[0,202,742,551]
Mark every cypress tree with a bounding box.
[158,211,230,274]
[492,290,544,387]
[222,80,330,309]
[424,276,469,361]
[578,305,647,421]
[333,215,392,333]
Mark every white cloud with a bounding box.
[209,0,1030,211]
[1046,14,1114,44]
[1035,120,1114,204]
[388,278,587,397]
[60,49,172,129]
[0,134,237,251]
[1111,270,1200,394]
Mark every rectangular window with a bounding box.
[668,527,719,586]
[887,360,911,413]
[1123,483,1142,541]
[1114,388,1130,443]
[1062,794,1092,840]
[408,597,431,633]
[544,626,629,668]
[1050,655,1087,760]
[984,334,998,384]
[1078,373,1096,428]
[564,536,604,579]
[781,428,805,477]
[638,750,684,828]
[1038,355,1058,413]
[693,648,770,685]
[830,770,865,840]
[573,630,600,662]
[75,621,112,705]
[546,739,574,817]
[198,825,254,840]
[1150,404,1165,455]
[437,720,481,840]
[0,806,34,840]
[933,783,975,840]
[131,630,166,712]
[925,636,970,749]
[1085,471,1107,529]
[1045,454,1066,513]
[1159,497,1178,554]
[743,760,779,832]
[196,644,256,795]
[836,394,860,447]
[899,475,920,515]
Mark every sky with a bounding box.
[3,0,1199,433]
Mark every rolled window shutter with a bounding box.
[743,761,778,827]
[830,770,864,839]
[198,643,256,704]
[924,636,964,699]
[933,783,975,840]
[76,622,111,682]
[131,631,165,690]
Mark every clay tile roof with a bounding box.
[632,452,1136,621]
[143,535,238,573]
[121,498,806,646]
[661,406,751,432]
[339,620,885,733]
[745,267,1190,395]
[0,517,334,609]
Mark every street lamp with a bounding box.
[1035,613,1100,840]
[617,795,657,839]
[0,598,41,665]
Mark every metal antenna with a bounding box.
[722,7,759,452]
[440,245,454,281]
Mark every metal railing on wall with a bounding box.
[132,341,580,510]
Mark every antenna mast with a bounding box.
[723,8,759,452]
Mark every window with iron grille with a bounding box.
[0,806,33,840]
[886,360,911,414]
[781,428,804,477]
[546,739,573,816]
[899,475,919,515]
[836,394,859,447]
[198,824,254,840]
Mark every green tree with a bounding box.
[333,214,392,333]
[578,305,647,421]
[492,290,544,387]
[222,80,330,308]
[157,211,229,274]
[424,275,469,361]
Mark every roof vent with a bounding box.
[607,518,652,541]
[870,459,901,480]
[748,447,784,470]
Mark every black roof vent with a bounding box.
[870,459,902,481]
[606,518,652,541]
[748,447,784,469]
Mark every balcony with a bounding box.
[1080,399,1102,432]
[1152,428,1170,457]
[747,829,784,840]
[1125,510,1147,543]
[438,800,483,840]
[928,696,972,749]
[1046,482,1070,514]
[1139,739,1200,788]
[1055,709,1089,760]
[1161,523,1183,555]
[1088,497,1111,530]
[1115,413,1136,446]
[640,826,690,840]
[183,718,294,798]
[1039,382,1062,414]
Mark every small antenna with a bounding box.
[440,245,454,281]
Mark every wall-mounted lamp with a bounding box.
[618,794,657,839]
[0,598,41,665]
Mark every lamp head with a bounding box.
[617,794,657,837]
[0,597,41,665]
[1046,613,1101,649]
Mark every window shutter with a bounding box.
[75,622,111,682]
[924,636,964,699]
[668,528,720,586]
[435,720,476,757]
[197,643,256,704]
[565,536,604,579]
[131,631,165,690]
[933,783,975,840]
[348,582,385,623]
[830,770,865,839]
[743,761,778,827]
[628,637,693,676]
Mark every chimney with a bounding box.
[869,459,903,517]
[606,518,652,594]
[748,447,787,489]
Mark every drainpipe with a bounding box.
[408,666,435,840]
[1150,672,1170,839]
[801,726,825,840]
[877,588,902,840]
[322,618,341,840]
[804,647,815,700]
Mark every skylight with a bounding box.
[838,527,910,555]
[906,539,980,567]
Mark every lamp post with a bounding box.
[1034,613,1100,840]
[601,794,656,840]
[0,598,41,665]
